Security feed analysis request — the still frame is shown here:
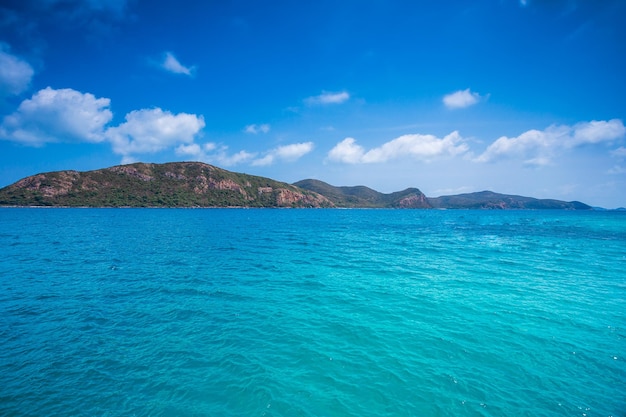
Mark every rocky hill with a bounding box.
[0,162,333,208]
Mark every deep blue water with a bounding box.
[0,208,624,417]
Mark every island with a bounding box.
[0,162,591,209]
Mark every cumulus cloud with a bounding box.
[476,119,625,165]
[0,85,211,164]
[0,44,34,97]
[572,119,626,146]
[327,138,367,164]
[0,87,112,145]
[443,88,482,109]
[105,108,205,158]
[176,140,312,167]
[305,91,350,105]
[175,142,217,159]
[214,149,256,166]
[252,142,314,166]
[161,52,195,76]
[244,123,270,134]
[327,132,468,164]
[175,142,256,166]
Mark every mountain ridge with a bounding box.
[294,179,591,210]
[0,162,592,209]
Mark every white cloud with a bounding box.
[0,87,112,145]
[178,140,312,167]
[215,149,256,166]
[327,132,468,164]
[476,119,625,164]
[0,85,211,163]
[443,88,482,109]
[175,142,217,160]
[252,142,314,166]
[244,123,270,134]
[475,127,561,165]
[305,91,350,105]
[571,119,626,146]
[327,138,366,164]
[105,108,205,158]
[0,44,34,97]
[120,155,138,165]
[175,143,203,157]
[251,154,274,166]
[162,52,195,76]
[175,142,256,166]
[275,142,314,160]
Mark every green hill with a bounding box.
[0,162,333,208]
[428,190,591,210]
[293,179,431,208]
[295,180,591,210]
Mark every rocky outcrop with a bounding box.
[392,193,430,208]
[14,171,80,198]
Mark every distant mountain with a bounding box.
[295,180,592,210]
[0,163,592,209]
[428,190,591,210]
[0,162,333,208]
[292,179,430,208]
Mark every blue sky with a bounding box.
[1,0,625,207]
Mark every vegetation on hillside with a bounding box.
[0,163,592,209]
[292,179,430,208]
[295,179,591,210]
[0,162,333,208]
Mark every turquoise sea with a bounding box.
[0,208,624,417]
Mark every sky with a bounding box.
[0,0,625,208]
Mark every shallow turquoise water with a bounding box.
[0,208,624,417]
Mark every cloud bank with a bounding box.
[0,87,317,167]
[2,86,623,182]
[476,119,625,165]
[328,132,468,164]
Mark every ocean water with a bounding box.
[0,208,624,417]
